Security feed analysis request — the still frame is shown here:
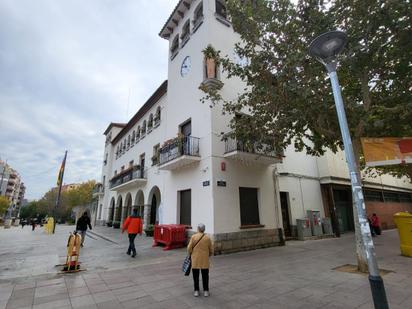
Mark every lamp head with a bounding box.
[309,30,347,69]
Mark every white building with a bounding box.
[95,0,412,252]
[0,160,26,216]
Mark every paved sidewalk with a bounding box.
[0,225,411,309]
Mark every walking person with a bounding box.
[31,218,36,231]
[187,223,213,297]
[76,212,92,247]
[122,209,142,258]
[370,213,381,236]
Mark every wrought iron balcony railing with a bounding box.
[224,136,279,158]
[109,167,146,189]
[159,136,200,166]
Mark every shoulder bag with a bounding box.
[182,234,205,276]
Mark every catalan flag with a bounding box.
[57,151,67,186]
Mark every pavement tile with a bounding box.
[32,298,71,309]
[33,292,69,305]
[13,282,35,291]
[36,278,65,287]
[96,300,122,309]
[87,285,109,294]
[70,295,96,308]
[5,297,33,309]
[111,285,139,296]
[35,286,67,298]
[10,288,34,299]
[69,286,91,297]
[91,291,116,304]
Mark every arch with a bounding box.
[148,186,161,225]
[135,190,145,218]
[108,197,115,224]
[114,195,123,227]
[131,130,135,144]
[124,192,133,221]
[127,135,131,148]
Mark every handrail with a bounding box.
[159,136,200,165]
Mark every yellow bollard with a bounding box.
[393,212,412,257]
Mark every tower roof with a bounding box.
[159,0,193,39]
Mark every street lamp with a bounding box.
[309,31,389,309]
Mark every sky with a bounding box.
[0,0,179,200]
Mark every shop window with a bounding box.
[383,191,400,203]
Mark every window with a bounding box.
[121,166,125,172]
[239,187,260,226]
[154,107,161,126]
[141,120,147,136]
[215,0,227,19]
[114,170,117,176]
[364,190,383,202]
[137,126,141,140]
[193,2,204,30]
[181,19,190,45]
[399,193,412,203]
[152,144,160,165]
[119,142,123,155]
[129,160,134,168]
[116,146,119,158]
[148,114,154,131]
[127,135,131,148]
[104,153,108,165]
[383,191,400,203]
[123,139,127,151]
[131,130,135,144]
[170,35,179,59]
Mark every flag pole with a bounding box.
[53,151,67,234]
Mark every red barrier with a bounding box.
[153,224,187,250]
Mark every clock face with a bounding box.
[180,56,191,77]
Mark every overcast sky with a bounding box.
[0,0,178,200]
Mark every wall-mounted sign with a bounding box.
[203,181,210,187]
[217,180,226,187]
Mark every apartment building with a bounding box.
[95,0,412,252]
[0,160,26,216]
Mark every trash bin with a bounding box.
[153,224,187,250]
[322,217,333,235]
[307,210,323,236]
[393,212,412,257]
[296,219,312,240]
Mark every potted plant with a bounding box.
[106,220,113,227]
[145,224,154,237]
[202,44,220,79]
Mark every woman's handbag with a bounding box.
[182,234,205,276]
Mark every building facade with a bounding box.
[95,0,412,251]
[0,160,26,217]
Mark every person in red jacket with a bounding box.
[122,209,142,257]
[370,213,381,236]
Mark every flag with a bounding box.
[57,151,67,186]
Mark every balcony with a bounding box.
[92,183,104,198]
[158,136,201,171]
[224,136,283,165]
[109,166,147,191]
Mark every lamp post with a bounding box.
[309,31,389,309]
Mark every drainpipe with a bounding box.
[272,166,285,245]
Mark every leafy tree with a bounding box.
[0,196,10,216]
[202,0,411,272]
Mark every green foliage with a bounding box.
[22,180,96,221]
[202,0,412,180]
[202,44,221,63]
[0,196,10,216]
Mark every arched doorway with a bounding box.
[108,198,115,226]
[148,186,161,225]
[124,193,133,222]
[135,190,145,218]
[114,195,122,228]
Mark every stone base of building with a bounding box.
[212,228,284,255]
